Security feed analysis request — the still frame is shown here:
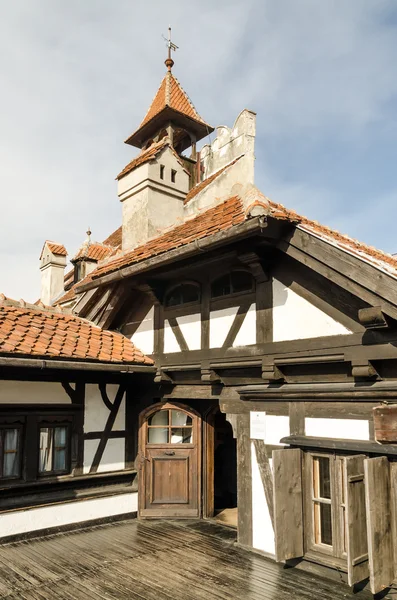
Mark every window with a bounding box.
[306,453,346,560]
[165,283,200,308]
[39,426,69,475]
[0,428,21,480]
[147,409,193,444]
[160,164,165,180]
[211,271,254,299]
[171,169,177,183]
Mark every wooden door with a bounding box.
[139,402,201,518]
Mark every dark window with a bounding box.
[0,427,21,480]
[160,164,165,180]
[165,283,200,307]
[171,169,177,183]
[39,425,70,475]
[211,271,254,298]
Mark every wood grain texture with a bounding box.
[364,456,394,595]
[344,455,369,586]
[236,413,252,547]
[273,448,304,561]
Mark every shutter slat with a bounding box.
[364,456,393,595]
[345,455,369,586]
[273,448,303,562]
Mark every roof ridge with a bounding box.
[0,294,68,314]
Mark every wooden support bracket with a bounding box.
[201,368,222,384]
[358,307,391,330]
[351,359,378,379]
[154,369,174,384]
[238,252,269,284]
[262,362,284,382]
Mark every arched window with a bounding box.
[211,270,254,299]
[165,282,200,308]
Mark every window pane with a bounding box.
[313,456,331,499]
[148,427,168,444]
[320,503,333,545]
[54,448,66,471]
[231,271,253,293]
[149,410,169,426]
[165,284,199,307]
[54,426,67,447]
[3,429,20,478]
[170,428,192,444]
[211,274,231,298]
[170,410,192,427]
[39,428,53,473]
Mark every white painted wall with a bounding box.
[84,384,125,433]
[0,381,71,404]
[305,418,370,440]
[264,415,290,446]
[177,313,201,350]
[251,443,275,556]
[83,439,125,474]
[210,306,238,348]
[0,493,137,540]
[273,278,351,342]
[131,305,154,355]
[233,303,256,347]
[164,320,181,353]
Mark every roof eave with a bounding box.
[76,217,263,294]
[125,106,214,148]
[0,354,156,373]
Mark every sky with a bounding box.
[0,0,397,301]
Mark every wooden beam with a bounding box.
[236,413,252,547]
[282,434,397,456]
[252,439,274,528]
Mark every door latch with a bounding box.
[164,451,175,456]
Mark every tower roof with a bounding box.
[125,71,214,148]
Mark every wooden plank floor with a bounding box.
[0,519,395,599]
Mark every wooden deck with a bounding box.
[0,518,395,599]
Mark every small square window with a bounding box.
[39,426,70,475]
[160,164,165,180]
[171,169,177,183]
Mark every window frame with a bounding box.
[210,269,255,303]
[0,424,23,481]
[164,281,201,311]
[38,422,72,477]
[170,169,177,183]
[303,451,347,564]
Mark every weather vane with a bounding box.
[162,26,178,71]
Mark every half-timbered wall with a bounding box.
[0,380,71,404]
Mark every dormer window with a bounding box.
[211,271,254,299]
[160,164,165,180]
[165,283,200,308]
[171,169,177,183]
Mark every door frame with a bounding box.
[138,401,202,518]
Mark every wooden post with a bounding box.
[236,413,252,547]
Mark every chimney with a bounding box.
[39,241,67,305]
[118,144,189,251]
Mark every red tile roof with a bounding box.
[125,72,211,144]
[103,226,122,247]
[80,196,245,283]
[117,139,169,180]
[73,242,115,262]
[40,241,67,259]
[0,298,152,365]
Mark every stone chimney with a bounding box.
[118,144,189,251]
[39,241,67,305]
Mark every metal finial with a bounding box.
[86,228,92,243]
[162,26,178,71]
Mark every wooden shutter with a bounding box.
[344,455,369,586]
[364,456,394,595]
[273,448,303,561]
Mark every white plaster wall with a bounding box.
[210,307,238,348]
[0,381,71,404]
[84,384,125,433]
[83,439,125,474]
[273,278,351,342]
[233,303,256,348]
[177,313,201,350]
[251,443,275,556]
[0,493,137,539]
[305,418,370,440]
[164,320,180,353]
[131,305,154,355]
[264,415,290,446]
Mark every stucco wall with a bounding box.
[0,493,137,540]
[273,278,351,341]
[0,380,71,404]
[131,305,155,355]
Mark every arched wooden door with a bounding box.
[138,402,201,518]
